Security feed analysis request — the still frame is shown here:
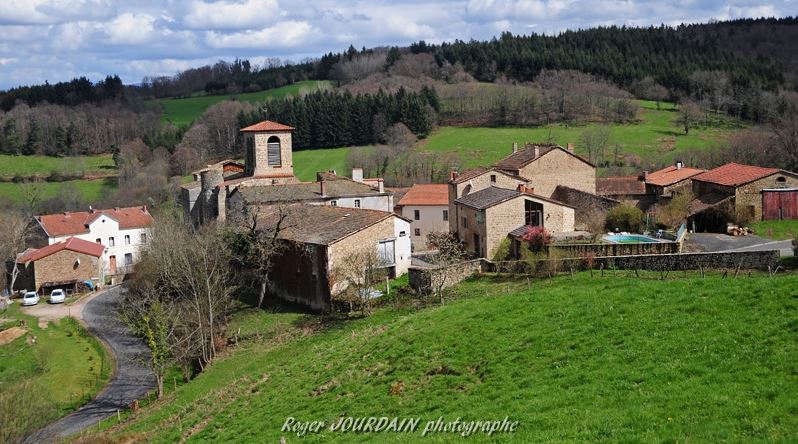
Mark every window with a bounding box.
[377,240,395,265]
[354,199,361,208]
[490,174,496,183]
[525,200,544,226]
[414,209,420,220]
[124,235,130,245]
[462,216,468,228]
[399,231,406,237]
[330,200,338,207]
[124,253,133,266]
[414,228,421,236]
[776,176,787,182]
[141,233,147,243]
[109,237,115,247]
[267,136,281,166]
[95,238,101,244]
[476,213,484,224]
[442,210,448,221]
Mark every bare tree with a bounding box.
[677,101,702,135]
[330,248,386,315]
[579,126,612,164]
[424,232,466,304]
[0,210,36,294]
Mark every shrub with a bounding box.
[605,205,645,233]
[519,226,551,252]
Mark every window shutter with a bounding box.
[267,140,281,166]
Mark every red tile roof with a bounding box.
[646,165,705,187]
[17,237,104,263]
[692,162,780,187]
[37,207,154,237]
[240,120,295,132]
[596,176,648,196]
[397,184,449,206]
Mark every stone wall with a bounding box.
[547,241,680,258]
[516,148,596,196]
[448,171,527,233]
[30,250,102,293]
[408,259,485,294]
[736,173,798,222]
[551,186,619,230]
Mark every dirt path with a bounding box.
[23,286,155,443]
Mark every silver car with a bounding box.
[49,289,66,304]
[22,291,40,306]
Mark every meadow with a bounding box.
[0,178,116,204]
[159,80,332,127]
[92,272,798,442]
[750,220,798,240]
[0,304,111,442]
[0,154,114,180]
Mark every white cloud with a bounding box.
[103,12,157,44]
[0,0,115,25]
[181,0,283,30]
[206,20,315,49]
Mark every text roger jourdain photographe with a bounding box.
[282,416,519,437]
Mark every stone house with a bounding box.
[494,143,596,196]
[261,205,411,311]
[34,206,153,276]
[596,175,652,209]
[453,185,575,259]
[645,162,705,198]
[14,237,104,294]
[447,167,529,234]
[689,162,798,229]
[181,120,391,225]
[395,183,450,251]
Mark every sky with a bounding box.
[0,0,794,89]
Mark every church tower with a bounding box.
[240,120,297,183]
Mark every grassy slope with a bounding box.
[159,80,332,127]
[750,220,798,240]
[102,273,797,442]
[0,178,116,203]
[422,101,741,170]
[293,147,355,182]
[0,304,110,439]
[0,154,114,179]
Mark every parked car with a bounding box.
[22,291,40,306]
[49,289,66,304]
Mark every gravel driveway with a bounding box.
[24,286,155,443]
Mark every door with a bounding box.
[473,233,481,257]
[762,190,798,220]
[109,255,117,274]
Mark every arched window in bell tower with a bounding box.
[267,136,281,166]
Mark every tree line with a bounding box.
[240,87,438,150]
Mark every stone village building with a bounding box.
[13,237,104,294]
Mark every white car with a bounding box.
[49,289,66,304]
[22,291,40,306]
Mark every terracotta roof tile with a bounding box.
[397,184,449,206]
[37,207,154,237]
[596,176,648,196]
[646,165,705,187]
[692,162,780,187]
[240,120,295,132]
[17,237,104,263]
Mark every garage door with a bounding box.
[762,189,798,220]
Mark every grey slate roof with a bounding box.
[237,175,384,204]
[258,205,395,245]
[454,186,520,210]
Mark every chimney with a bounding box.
[352,167,364,182]
[320,179,327,197]
[512,142,518,153]
[377,179,384,193]
[567,143,574,153]
[675,160,683,170]
[141,205,147,213]
[640,171,649,181]
[517,184,526,193]
[63,211,69,217]
[89,205,94,213]
[450,170,459,181]
[534,146,540,158]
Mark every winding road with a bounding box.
[24,286,155,443]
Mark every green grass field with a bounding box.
[0,178,116,204]
[159,80,332,127]
[0,154,114,180]
[421,100,742,170]
[750,220,798,240]
[293,147,354,182]
[0,304,110,442]
[92,272,798,442]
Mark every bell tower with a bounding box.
[240,120,296,182]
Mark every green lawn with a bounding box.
[0,178,116,204]
[422,101,742,170]
[0,154,115,180]
[749,220,798,240]
[0,304,111,442]
[92,272,798,442]
[159,81,332,127]
[293,147,353,182]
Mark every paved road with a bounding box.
[24,286,155,443]
[686,233,794,256]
